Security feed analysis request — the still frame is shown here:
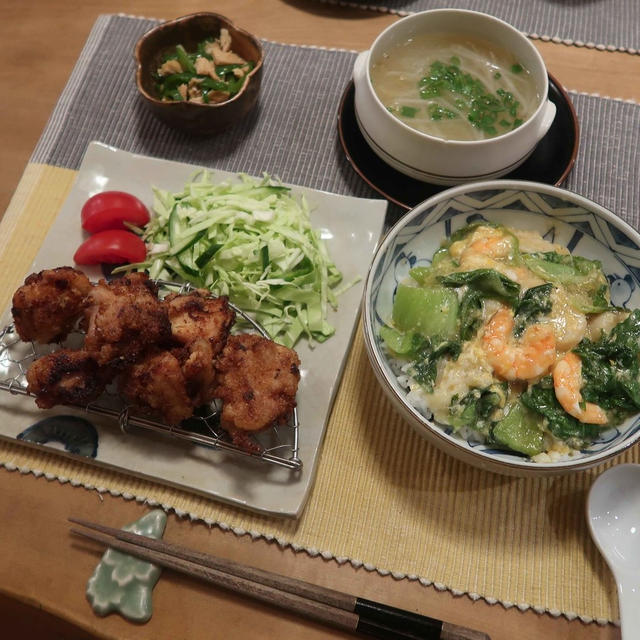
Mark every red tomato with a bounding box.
[81,191,150,233]
[74,230,147,265]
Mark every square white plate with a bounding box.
[0,142,387,517]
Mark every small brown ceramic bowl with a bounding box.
[135,12,263,135]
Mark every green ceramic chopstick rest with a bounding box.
[85,509,167,622]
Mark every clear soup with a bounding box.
[370,33,540,141]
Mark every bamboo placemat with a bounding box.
[3,14,640,623]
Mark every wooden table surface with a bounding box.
[2,1,639,638]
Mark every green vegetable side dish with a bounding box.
[381,221,640,462]
[155,29,255,104]
[118,172,345,348]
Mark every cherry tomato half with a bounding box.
[74,230,147,265]
[81,191,150,233]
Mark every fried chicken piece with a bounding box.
[119,340,217,425]
[115,290,236,424]
[26,349,110,409]
[83,273,171,367]
[180,338,218,407]
[215,334,301,432]
[163,291,235,407]
[12,267,92,343]
[118,349,194,425]
[165,291,235,356]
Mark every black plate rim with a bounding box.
[337,72,580,211]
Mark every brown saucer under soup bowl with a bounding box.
[135,12,263,135]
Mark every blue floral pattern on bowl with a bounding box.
[363,180,640,475]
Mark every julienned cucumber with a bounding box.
[117,172,346,348]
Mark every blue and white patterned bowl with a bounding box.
[363,180,640,476]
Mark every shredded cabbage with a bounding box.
[121,172,345,347]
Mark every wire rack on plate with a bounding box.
[0,279,302,471]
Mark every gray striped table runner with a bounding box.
[32,14,640,232]
[314,0,640,53]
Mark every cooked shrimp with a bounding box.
[451,225,514,262]
[482,307,556,381]
[455,236,545,291]
[553,352,607,424]
[464,234,513,260]
[457,251,499,272]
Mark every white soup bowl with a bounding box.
[353,10,557,185]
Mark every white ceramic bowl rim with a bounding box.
[364,179,640,473]
[363,9,551,147]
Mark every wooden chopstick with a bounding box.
[71,525,359,631]
[69,518,490,640]
[70,516,355,611]
[69,518,356,611]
